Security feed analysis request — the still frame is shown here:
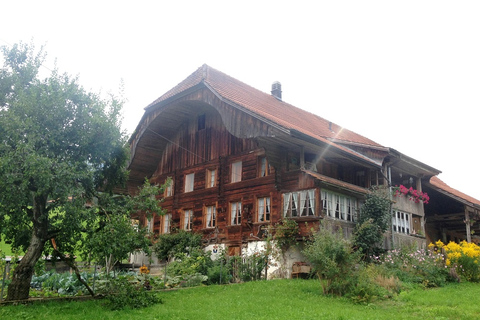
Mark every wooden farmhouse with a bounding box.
[127,64,480,273]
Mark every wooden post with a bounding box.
[465,207,472,243]
[300,146,305,170]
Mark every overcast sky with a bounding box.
[2,1,479,199]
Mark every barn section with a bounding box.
[423,177,480,244]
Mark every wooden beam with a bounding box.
[465,206,472,243]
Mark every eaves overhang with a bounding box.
[425,177,480,210]
[291,129,382,169]
[387,148,441,178]
[302,169,369,196]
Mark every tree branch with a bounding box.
[51,238,95,297]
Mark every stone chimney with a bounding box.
[271,81,282,101]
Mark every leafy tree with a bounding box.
[0,42,139,300]
[353,187,392,259]
[84,180,166,273]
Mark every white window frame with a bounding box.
[321,190,357,222]
[231,161,242,183]
[257,197,271,222]
[230,201,242,225]
[392,210,410,235]
[183,209,193,231]
[205,205,216,228]
[184,173,194,193]
[283,189,316,217]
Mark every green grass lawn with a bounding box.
[1,279,480,320]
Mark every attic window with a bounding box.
[198,114,206,131]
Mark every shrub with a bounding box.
[433,240,480,282]
[302,223,361,295]
[154,230,203,261]
[100,276,162,310]
[228,251,268,282]
[374,246,450,287]
[166,248,212,278]
[348,264,400,304]
[353,187,391,260]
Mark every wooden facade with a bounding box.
[127,65,480,261]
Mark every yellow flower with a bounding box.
[139,264,150,275]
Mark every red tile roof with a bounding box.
[147,64,383,148]
[429,176,480,207]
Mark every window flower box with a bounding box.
[392,185,429,204]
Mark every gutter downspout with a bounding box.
[388,165,395,250]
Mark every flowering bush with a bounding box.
[429,240,480,282]
[392,185,430,204]
[373,246,449,287]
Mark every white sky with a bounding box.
[2,1,479,199]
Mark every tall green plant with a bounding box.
[303,223,361,295]
[353,187,391,259]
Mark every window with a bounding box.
[206,168,216,188]
[321,190,357,222]
[231,161,242,183]
[258,157,270,177]
[164,178,173,197]
[183,209,193,231]
[392,210,410,234]
[197,114,206,130]
[205,205,216,228]
[257,197,271,222]
[184,173,194,192]
[160,214,171,234]
[230,201,242,225]
[283,189,316,217]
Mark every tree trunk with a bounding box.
[6,194,48,301]
[6,231,46,301]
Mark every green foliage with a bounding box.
[84,213,151,273]
[353,187,391,259]
[348,263,401,304]
[82,179,166,273]
[228,252,268,282]
[30,270,90,296]
[153,230,203,261]
[166,248,211,277]
[272,218,299,250]
[0,42,129,299]
[302,223,361,295]
[374,246,451,287]
[101,276,162,310]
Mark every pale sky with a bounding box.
[2,1,479,200]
